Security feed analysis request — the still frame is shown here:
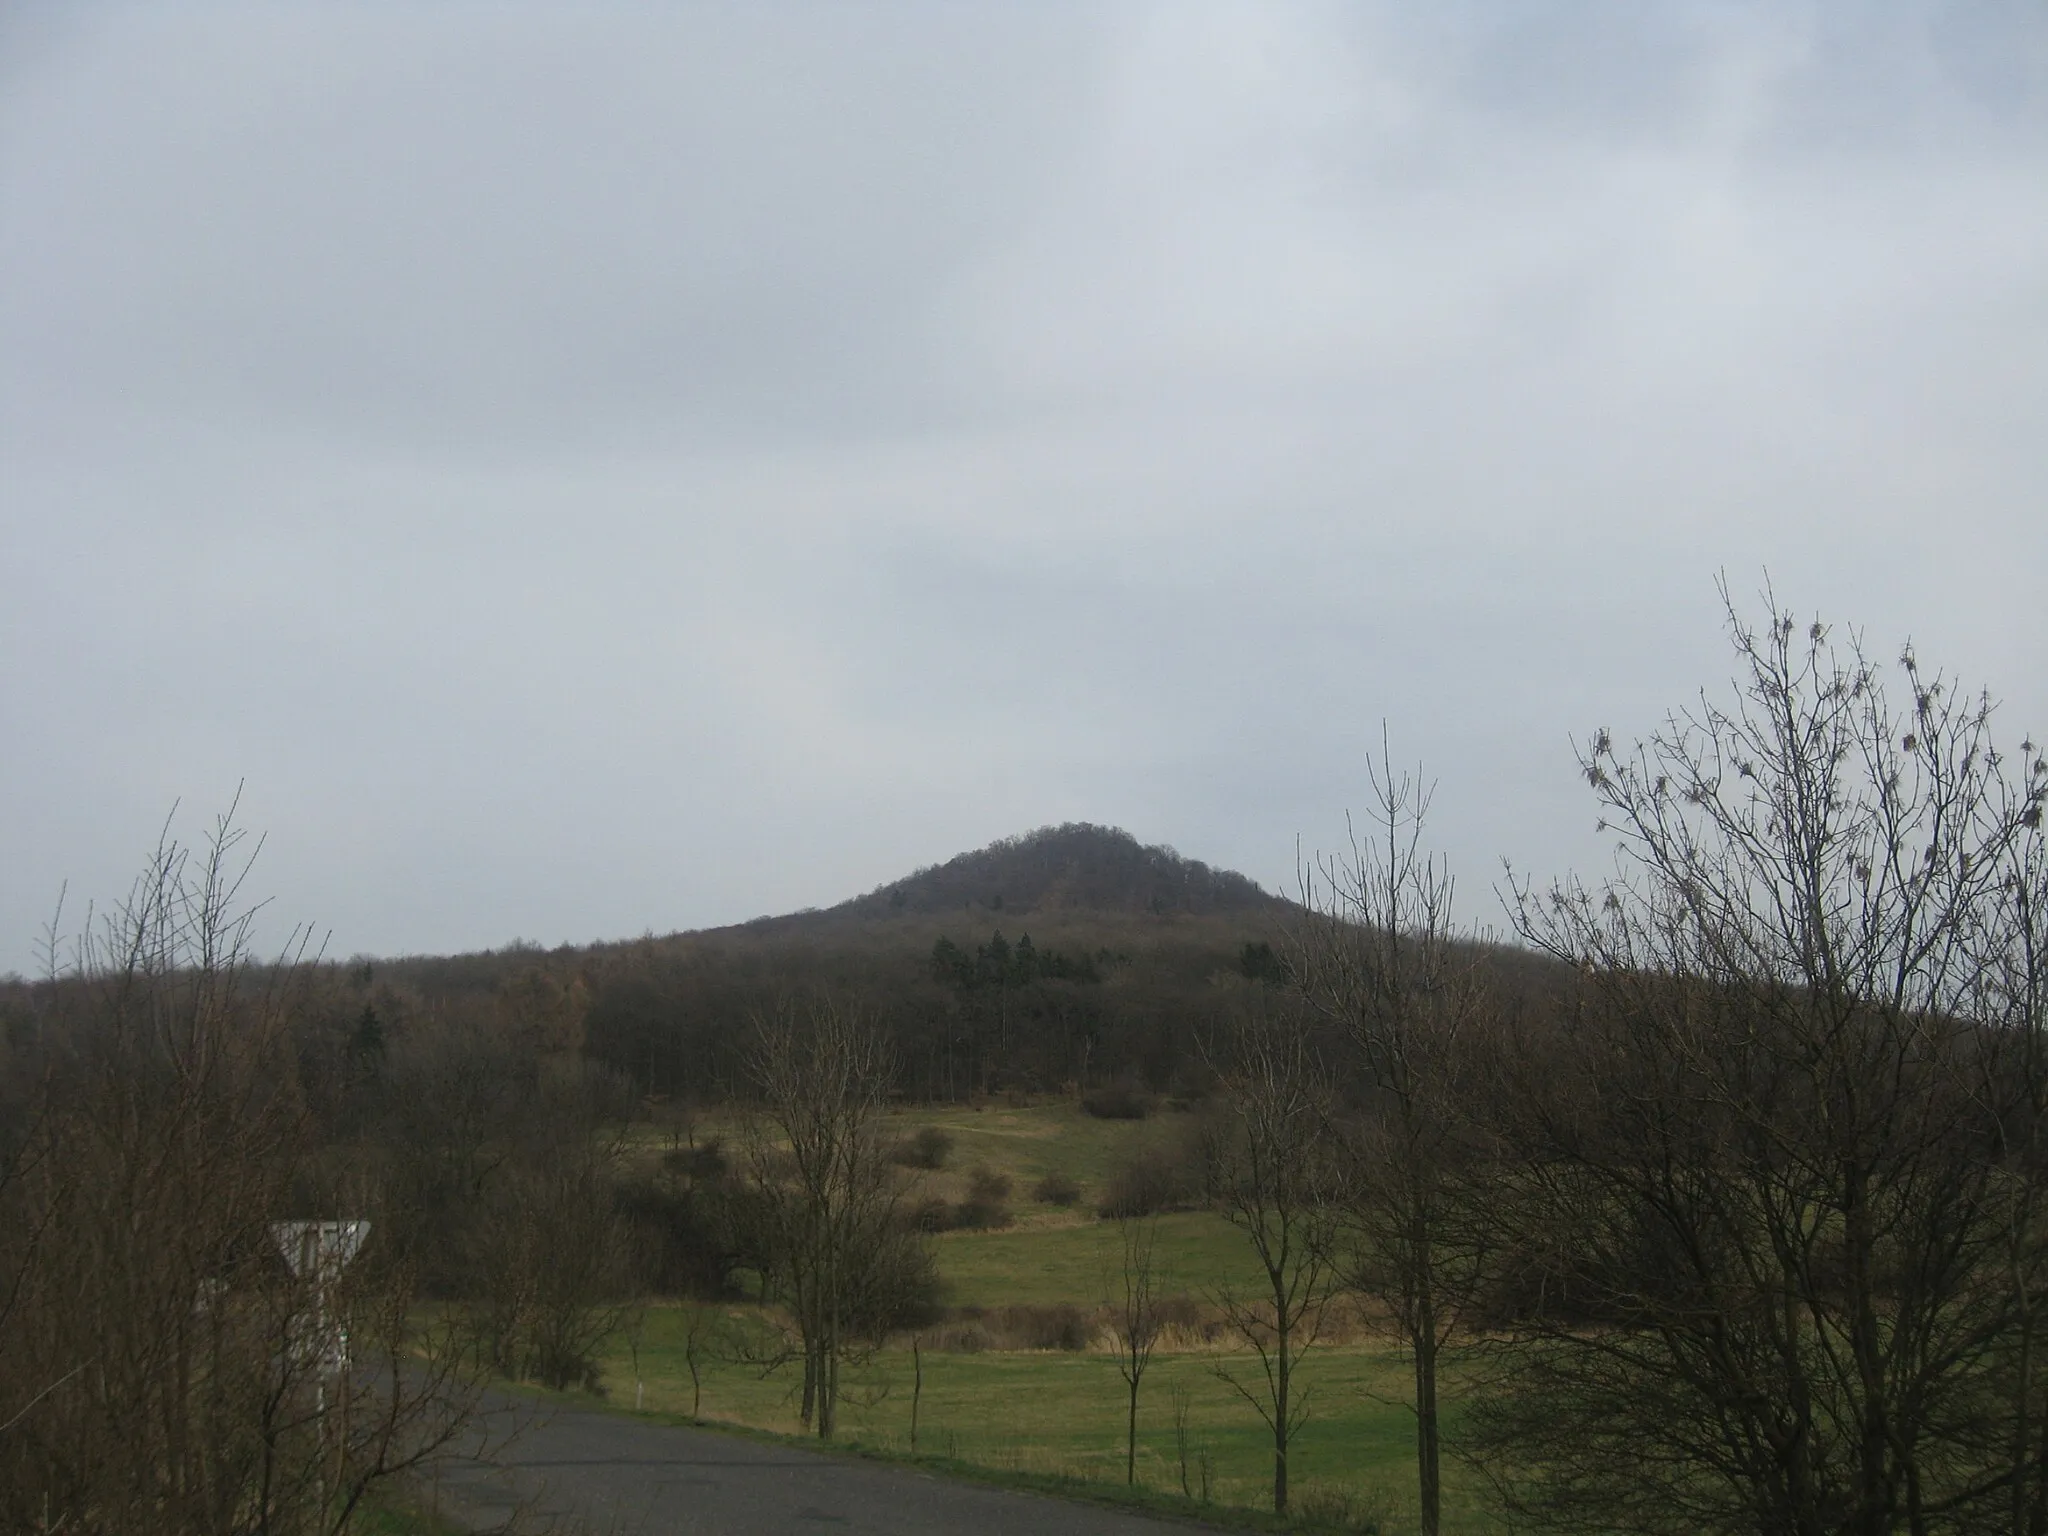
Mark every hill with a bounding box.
[832,823,1285,922]
[354,824,1293,1104]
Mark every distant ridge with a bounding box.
[833,823,1283,920]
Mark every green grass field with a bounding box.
[599,1310,1487,1534]
[597,1100,1495,1534]
[935,1209,1264,1307]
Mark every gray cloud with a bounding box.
[3,2,2044,970]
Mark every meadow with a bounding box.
[601,1099,1493,1534]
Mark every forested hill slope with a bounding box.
[559,824,1294,1098]
[830,823,1286,922]
[291,824,1301,1104]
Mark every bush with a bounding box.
[1032,1171,1082,1207]
[890,1125,955,1170]
[1152,1294,1206,1337]
[614,1170,745,1297]
[862,1230,945,1332]
[659,1137,727,1181]
[904,1196,955,1234]
[1098,1146,1199,1218]
[927,1318,993,1353]
[952,1166,1013,1229]
[1293,1486,1386,1534]
[935,1304,1090,1351]
[1081,1081,1156,1120]
[969,1166,1012,1202]
[995,1303,1091,1351]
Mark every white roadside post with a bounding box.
[272,1220,371,1519]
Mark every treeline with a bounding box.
[373,915,1293,1107]
[271,823,1294,1109]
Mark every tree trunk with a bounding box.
[1274,1317,1290,1514]
[910,1338,923,1452]
[1844,1165,1893,1536]
[1415,1266,1440,1536]
[818,1320,838,1440]
[1127,1377,1139,1485]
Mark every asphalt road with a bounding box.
[426,1394,1220,1536]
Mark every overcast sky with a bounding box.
[3,2,2044,974]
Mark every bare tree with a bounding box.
[0,803,490,1536]
[1206,1010,1340,1515]
[1106,1216,1164,1486]
[1292,730,1488,1536]
[457,1064,639,1392]
[1473,585,2048,1536]
[679,1298,723,1421]
[1170,1380,1196,1499]
[742,995,924,1439]
[1972,741,2048,1535]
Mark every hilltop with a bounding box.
[826,823,1287,924]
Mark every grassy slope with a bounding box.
[937,1210,1262,1308]
[605,1101,1493,1534]
[872,1098,1267,1304]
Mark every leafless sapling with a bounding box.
[1206,1009,1341,1515]
[1292,729,1489,1536]
[1106,1215,1165,1485]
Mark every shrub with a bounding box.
[969,1166,1011,1203]
[952,1166,1013,1229]
[904,1196,955,1233]
[614,1169,745,1297]
[1081,1081,1156,1120]
[1098,1146,1199,1218]
[864,1231,945,1332]
[660,1137,727,1181]
[928,1318,993,1353]
[932,1304,1090,1351]
[890,1125,955,1170]
[1149,1295,1216,1345]
[996,1303,1091,1351]
[1293,1485,1386,1534]
[1032,1171,1082,1207]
